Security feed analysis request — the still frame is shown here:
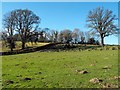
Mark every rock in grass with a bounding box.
[102,83,118,88]
[76,70,88,74]
[113,76,120,80]
[89,78,103,84]
[79,70,88,74]
[89,78,99,84]
[102,66,111,69]
[6,80,14,85]
[90,64,96,66]
[22,77,31,81]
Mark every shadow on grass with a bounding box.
[0,43,60,56]
[1,43,117,56]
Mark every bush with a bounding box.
[110,47,117,50]
[104,46,110,50]
[112,47,116,50]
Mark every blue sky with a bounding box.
[1,2,118,44]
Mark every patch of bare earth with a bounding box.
[102,83,118,88]
[89,78,103,84]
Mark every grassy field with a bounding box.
[2,49,119,88]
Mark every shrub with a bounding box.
[104,46,110,50]
[111,47,117,50]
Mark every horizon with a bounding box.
[1,2,118,45]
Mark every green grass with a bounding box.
[2,49,118,88]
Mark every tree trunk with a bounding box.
[22,41,25,49]
[10,48,13,52]
[100,34,104,47]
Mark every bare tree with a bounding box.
[58,31,64,43]
[79,31,85,44]
[3,11,16,51]
[39,30,46,42]
[52,30,59,43]
[42,28,49,42]
[13,9,40,49]
[87,7,117,46]
[47,30,54,42]
[47,30,56,42]
[28,32,39,45]
[62,29,72,44]
[72,28,80,44]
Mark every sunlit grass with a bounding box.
[0,41,49,52]
[2,50,118,88]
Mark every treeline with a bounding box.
[1,7,118,51]
[1,28,100,44]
